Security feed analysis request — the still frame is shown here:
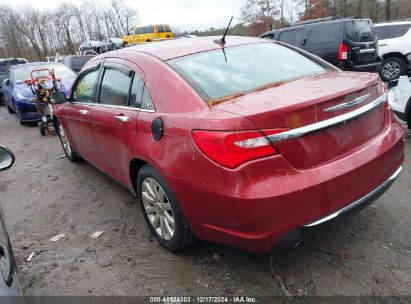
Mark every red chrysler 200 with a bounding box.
[52,36,404,253]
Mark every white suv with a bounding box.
[388,76,411,129]
[375,21,411,81]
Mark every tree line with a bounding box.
[0,0,137,61]
[1,0,410,61]
[240,0,411,36]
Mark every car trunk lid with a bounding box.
[214,71,386,169]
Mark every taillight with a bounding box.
[338,43,348,61]
[192,129,287,169]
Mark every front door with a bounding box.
[89,59,145,185]
[60,64,102,162]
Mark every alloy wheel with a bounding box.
[142,177,175,240]
[59,124,72,157]
[382,61,401,80]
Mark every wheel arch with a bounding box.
[129,158,149,194]
[382,52,406,60]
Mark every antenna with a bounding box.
[214,16,233,45]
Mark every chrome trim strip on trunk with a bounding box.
[303,166,402,227]
[267,93,387,144]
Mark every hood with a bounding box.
[14,77,75,99]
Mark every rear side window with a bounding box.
[169,43,327,101]
[164,25,171,32]
[388,24,411,38]
[99,68,131,106]
[308,23,340,44]
[375,26,389,40]
[278,30,295,44]
[72,69,99,103]
[142,26,154,34]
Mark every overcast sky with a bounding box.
[1,0,243,31]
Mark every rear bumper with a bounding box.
[165,113,404,253]
[351,57,383,71]
[272,166,402,253]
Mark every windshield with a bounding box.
[346,20,376,42]
[168,43,327,101]
[13,64,76,83]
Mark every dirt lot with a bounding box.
[0,106,410,298]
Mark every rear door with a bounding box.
[344,20,378,66]
[306,22,341,65]
[89,59,144,185]
[60,61,102,162]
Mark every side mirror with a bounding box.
[51,92,67,104]
[3,79,11,86]
[0,146,15,172]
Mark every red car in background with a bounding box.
[52,36,404,253]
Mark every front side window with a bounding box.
[375,26,389,40]
[168,42,327,101]
[72,69,99,103]
[99,68,132,106]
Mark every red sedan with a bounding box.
[52,36,404,253]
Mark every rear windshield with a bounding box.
[168,43,327,101]
[70,56,93,67]
[346,20,376,42]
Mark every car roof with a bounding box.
[375,21,411,26]
[10,62,64,69]
[119,36,269,61]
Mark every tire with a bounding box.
[56,120,82,162]
[19,119,26,125]
[407,113,411,130]
[38,122,46,136]
[146,39,152,43]
[7,103,14,114]
[137,165,197,251]
[0,94,4,106]
[380,57,406,82]
[112,44,117,50]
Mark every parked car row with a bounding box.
[261,16,411,82]
[79,37,124,55]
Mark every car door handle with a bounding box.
[78,109,89,115]
[379,43,387,47]
[114,115,130,123]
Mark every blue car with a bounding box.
[2,62,76,124]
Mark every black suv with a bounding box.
[260,16,382,72]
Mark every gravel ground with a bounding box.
[0,106,410,298]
